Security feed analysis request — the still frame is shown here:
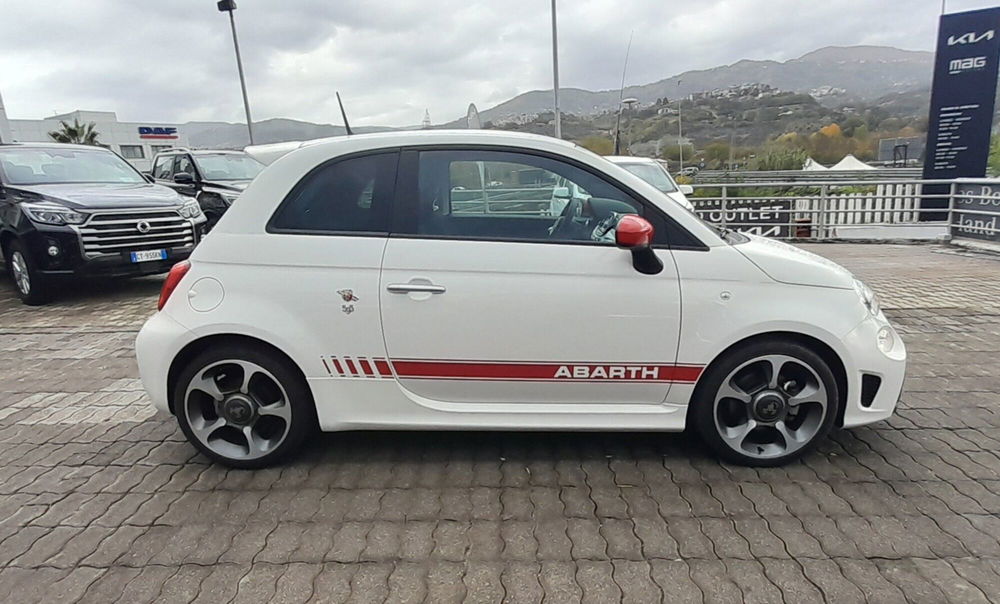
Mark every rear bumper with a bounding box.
[840,314,906,428]
[135,311,198,413]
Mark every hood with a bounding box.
[665,191,695,212]
[10,182,185,210]
[202,180,251,192]
[734,234,855,289]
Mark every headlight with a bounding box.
[853,278,880,316]
[220,192,240,205]
[22,203,87,225]
[178,199,203,219]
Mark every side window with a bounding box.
[153,155,173,179]
[407,149,642,244]
[174,154,196,178]
[269,152,398,234]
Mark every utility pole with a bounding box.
[550,0,561,139]
[677,80,684,171]
[729,132,735,171]
[218,1,255,145]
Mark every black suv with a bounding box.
[151,148,263,229]
[0,143,206,305]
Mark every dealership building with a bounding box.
[0,106,188,172]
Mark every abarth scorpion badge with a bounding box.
[337,289,358,315]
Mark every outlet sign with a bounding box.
[138,126,178,139]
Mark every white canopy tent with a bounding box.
[802,157,828,171]
[829,154,875,170]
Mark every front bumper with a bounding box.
[840,313,906,428]
[24,222,202,279]
[136,311,197,413]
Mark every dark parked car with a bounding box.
[0,143,206,305]
[151,148,263,229]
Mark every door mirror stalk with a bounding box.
[614,214,663,275]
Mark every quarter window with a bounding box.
[152,155,173,179]
[405,149,644,244]
[269,152,398,234]
[173,154,196,178]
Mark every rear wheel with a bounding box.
[174,344,316,468]
[5,239,53,305]
[693,338,839,466]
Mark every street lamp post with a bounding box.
[677,81,684,172]
[217,0,255,146]
[550,0,561,139]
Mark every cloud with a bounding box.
[1,0,997,126]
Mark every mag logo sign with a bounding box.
[921,7,1000,221]
[923,8,1000,182]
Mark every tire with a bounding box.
[5,239,53,306]
[173,343,316,468]
[692,338,839,467]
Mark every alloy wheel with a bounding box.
[10,251,31,296]
[713,354,829,460]
[182,359,293,461]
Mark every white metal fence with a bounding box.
[688,179,977,241]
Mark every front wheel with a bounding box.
[692,339,839,466]
[174,344,316,468]
[6,240,53,305]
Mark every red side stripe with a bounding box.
[330,357,345,376]
[374,359,392,376]
[358,358,375,377]
[390,361,702,383]
[344,357,359,376]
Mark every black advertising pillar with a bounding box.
[921,7,1000,220]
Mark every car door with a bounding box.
[379,148,686,406]
[171,154,199,197]
[151,153,175,188]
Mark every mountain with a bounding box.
[184,118,396,149]
[462,46,933,126]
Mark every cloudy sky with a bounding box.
[1,0,997,126]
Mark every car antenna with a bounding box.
[612,30,634,156]
[336,92,354,136]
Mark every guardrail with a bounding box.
[690,178,1000,242]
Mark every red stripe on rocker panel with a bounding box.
[390,361,702,383]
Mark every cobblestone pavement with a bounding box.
[2,243,1000,603]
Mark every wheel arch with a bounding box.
[0,230,16,259]
[686,330,849,429]
[166,333,311,415]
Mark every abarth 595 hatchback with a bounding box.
[135,130,905,468]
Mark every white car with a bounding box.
[605,156,695,212]
[135,130,905,468]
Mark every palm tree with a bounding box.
[48,119,101,145]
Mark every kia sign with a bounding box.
[138,126,178,140]
[953,182,1000,243]
[922,7,1000,219]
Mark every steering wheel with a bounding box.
[548,198,587,239]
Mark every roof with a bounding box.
[604,155,657,164]
[0,141,111,151]
[245,129,581,166]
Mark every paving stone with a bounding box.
[4,245,1000,601]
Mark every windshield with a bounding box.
[193,153,264,181]
[618,162,678,193]
[0,147,145,185]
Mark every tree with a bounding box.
[48,119,101,145]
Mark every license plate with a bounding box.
[130,249,167,263]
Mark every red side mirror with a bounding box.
[615,214,654,249]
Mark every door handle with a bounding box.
[386,283,446,294]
